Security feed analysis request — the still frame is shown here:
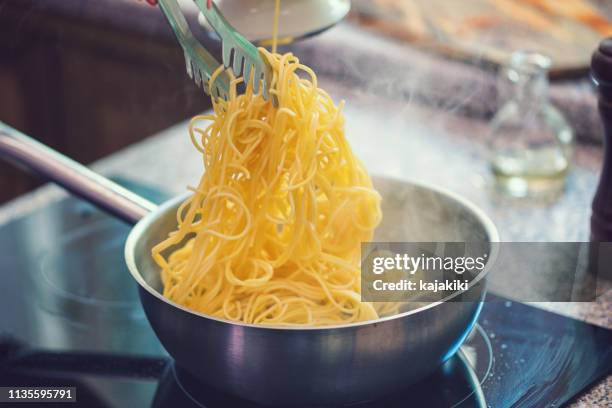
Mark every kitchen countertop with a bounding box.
[0,24,610,407]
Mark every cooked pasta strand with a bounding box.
[151,4,397,325]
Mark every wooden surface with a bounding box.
[352,0,612,77]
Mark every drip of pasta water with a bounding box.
[271,0,281,53]
[151,1,396,326]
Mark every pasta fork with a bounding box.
[196,0,272,100]
[158,0,271,101]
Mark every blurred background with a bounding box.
[0,0,610,203]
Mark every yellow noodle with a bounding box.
[151,16,397,324]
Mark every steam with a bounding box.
[292,23,497,130]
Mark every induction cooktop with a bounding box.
[0,179,610,408]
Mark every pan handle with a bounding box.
[0,122,157,225]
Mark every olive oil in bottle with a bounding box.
[489,51,574,198]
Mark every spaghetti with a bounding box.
[151,2,394,326]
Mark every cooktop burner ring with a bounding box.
[160,323,493,408]
[35,218,142,310]
[171,363,208,408]
[448,323,493,408]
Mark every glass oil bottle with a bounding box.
[489,51,574,198]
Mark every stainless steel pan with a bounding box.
[0,122,498,407]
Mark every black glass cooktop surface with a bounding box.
[1,297,610,408]
[0,180,610,407]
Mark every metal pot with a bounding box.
[0,122,498,406]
